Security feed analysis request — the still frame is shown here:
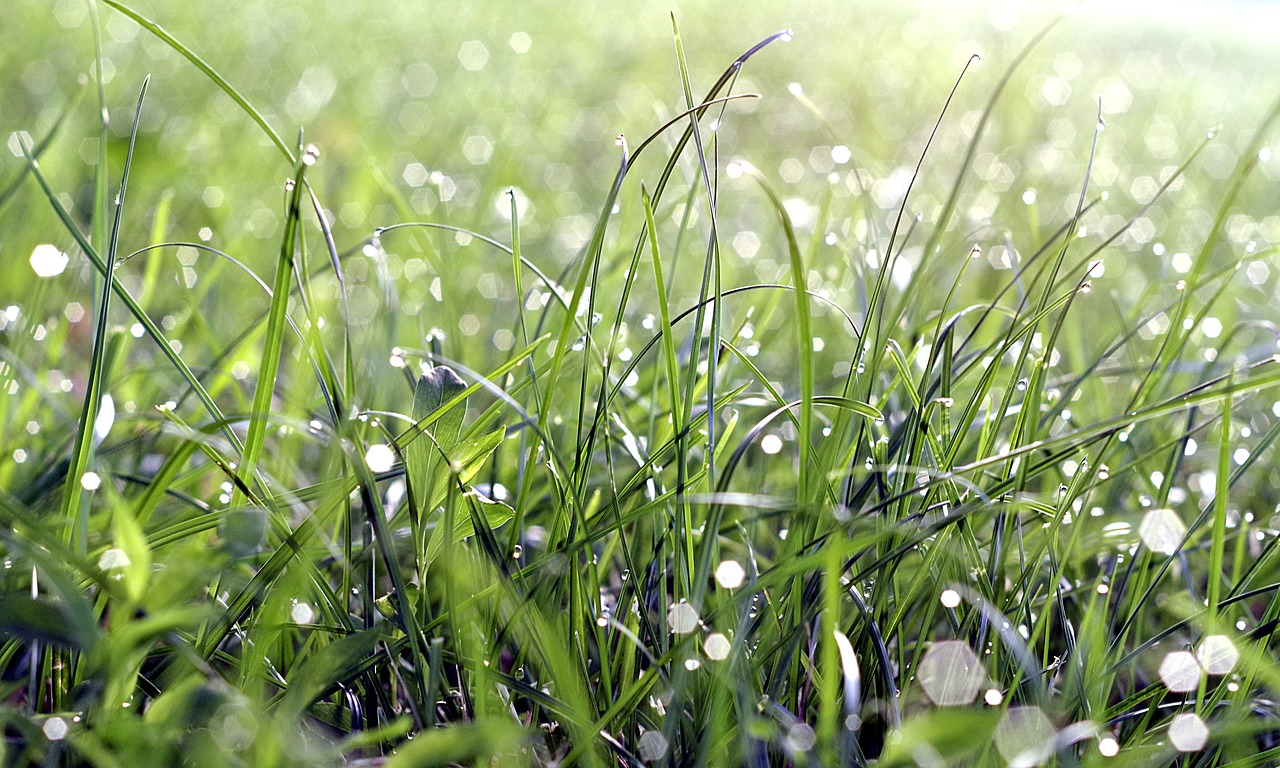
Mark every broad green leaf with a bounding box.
[0,595,95,651]
[111,500,152,603]
[405,365,468,521]
[877,709,1001,767]
[424,485,515,570]
[278,627,386,720]
[385,720,527,768]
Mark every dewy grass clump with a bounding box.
[2,2,1280,766]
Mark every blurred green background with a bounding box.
[2,0,1278,430]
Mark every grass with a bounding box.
[3,1,1280,765]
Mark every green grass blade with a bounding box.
[58,77,149,552]
[100,0,294,162]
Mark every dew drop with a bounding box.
[42,717,68,741]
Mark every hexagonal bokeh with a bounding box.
[637,730,669,762]
[994,706,1057,767]
[1158,650,1202,693]
[1194,635,1239,676]
[1138,508,1186,555]
[1168,712,1209,752]
[917,641,985,706]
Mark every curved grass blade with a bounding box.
[59,77,149,552]
[231,149,314,506]
[100,0,294,162]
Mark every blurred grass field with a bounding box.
[3,1,1280,765]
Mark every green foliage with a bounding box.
[3,1,1280,766]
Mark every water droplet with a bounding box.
[668,601,700,634]
[290,602,314,624]
[785,723,816,753]
[705,633,731,660]
[994,707,1056,766]
[1139,508,1186,555]
[779,29,794,42]
[1195,635,1238,675]
[98,548,130,570]
[42,717,68,741]
[284,179,296,192]
[1168,713,1208,752]
[1016,378,1029,391]
[715,560,746,589]
[302,144,320,166]
[511,544,523,560]
[918,641,985,706]
[365,444,395,473]
[29,244,69,278]
[637,731,669,762]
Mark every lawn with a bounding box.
[3,1,1280,765]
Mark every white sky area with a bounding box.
[953,0,1278,33]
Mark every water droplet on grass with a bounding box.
[715,560,745,589]
[668,601,699,634]
[1168,713,1208,752]
[705,633,731,660]
[785,723,816,753]
[637,731,668,762]
[1195,635,1238,675]
[364,444,395,473]
[994,707,1056,767]
[29,244,69,278]
[1139,508,1186,555]
[42,717,68,741]
[918,641,985,706]
[1158,650,1201,692]
[290,602,314,624]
